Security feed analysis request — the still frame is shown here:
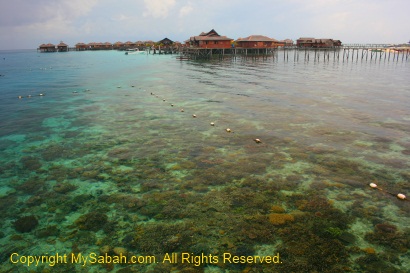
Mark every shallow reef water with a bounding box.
[0,50,409,272]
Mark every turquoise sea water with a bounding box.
[0,49,409,272]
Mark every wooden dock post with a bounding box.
[176,44,407,62]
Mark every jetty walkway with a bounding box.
[178,44,410,62]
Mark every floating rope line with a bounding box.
[148,89,263,144]
[369,183,407,201]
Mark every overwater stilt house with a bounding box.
[187,29,233,48]
[158,38,174,46]
[113,41,125,50]
[103,42,113,50]
[57,42,68,52]
[75,43,88,51]
[38,43,56,52]
[280,39,294,46]
[124,41,137,49]
[236,35,281,48]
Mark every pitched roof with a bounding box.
[158,37,174,44]
[39,43,55,48]
[190,29,232,41]
[192,35,232,41]
[236,35,279,42]
[199,29,219,37]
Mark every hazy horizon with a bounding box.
[1,0,409,50]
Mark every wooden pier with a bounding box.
[178,45,410,63]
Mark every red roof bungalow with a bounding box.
[39,43,56,52]
[88,42,106,50]
[124,41,137,49]
[113,41,125,49]
[57,41,68,52]
[280,39,294,46]
[75,43,88,51]
[187,29,233,49]
[236,35,281,48]
[103,42,113,50]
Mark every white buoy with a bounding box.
[210,122,215,126]
[163,99,166,101]
[39,93,44,96]
[180,109,184,112]
[18,95,22,99]
[369,183,378,188]
[226,128,232,133]
[192,114,197,118]
[171,104,174,107]
[397,193,406,200]
[254,138,262,143]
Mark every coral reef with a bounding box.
[75,211,108,231]
[268,213,294,225]
[53,182,78,194]
[365,223,410,252]
[13,215,39,233]
[20,156,42,171]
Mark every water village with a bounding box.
[38,29,410,62]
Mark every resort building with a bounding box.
[297,38,342,48]
[113,41,125,50]
[57,42,68,52]
[88,42,109,50]
[124,41,137,49]
[158,38,174,46]
[103,42,113,50]
[235,35,281,48]
[186,29,233,49]
[280,39,294,46]
[38,43,56,52]
[75,43,88,51]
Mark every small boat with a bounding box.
[125,48,146,55]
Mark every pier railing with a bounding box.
[342,44,391,48]
[178,45,410,62]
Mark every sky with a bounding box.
[1,0,409,50]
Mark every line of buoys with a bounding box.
[369,183,407,201]
[18,93,45,99]
[18,86,96,100]
[148,90,262,144]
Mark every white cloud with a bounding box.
[111,14,132,21]
[143,0,176,18]
[179,3,193,18]
[0,0,99,27]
